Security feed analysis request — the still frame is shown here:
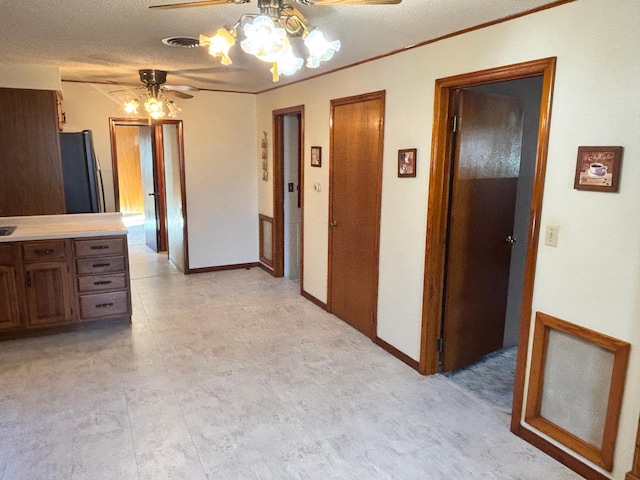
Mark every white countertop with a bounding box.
[0,213,128,242]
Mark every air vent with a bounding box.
[161,36,200,48]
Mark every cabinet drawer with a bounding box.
[77,273,127,293]
[75,237,125,258]
[79,291,129,319]
[76,256,125,275]
[22,240,68,262]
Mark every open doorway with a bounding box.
[272,106,304,286]
[109,118,189,272]
[420,58,557,438]
[440,78,543,416]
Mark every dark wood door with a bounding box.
[328,92,385,338]
[441,89,523,372]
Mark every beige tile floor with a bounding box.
[0,245,581,480]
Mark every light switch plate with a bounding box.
[545,225,559,247]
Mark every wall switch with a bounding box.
[288,182,294,192]
[545,225,559,247]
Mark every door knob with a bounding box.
[148,192,158,197]
[505,235,517,245]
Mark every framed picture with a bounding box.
[573,146,623,192]
[311,146,322,167]
[398,148,417,178]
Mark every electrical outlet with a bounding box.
[545,225,559,247]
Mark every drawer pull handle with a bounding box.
[95,302,114,309]
[35,249,54,255]
[92,263,111,268]
[90,245,109,250]
[94,280,112,286]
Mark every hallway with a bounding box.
[0,246,580,479]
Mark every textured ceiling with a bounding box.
[0,0,563,94]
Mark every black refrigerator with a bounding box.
[59,130,105,214]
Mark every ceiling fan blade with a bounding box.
[109,87,143,94]
[165,90,194,99]
[305,0,401,4]
[149,0,248,9]
[164,84,199,92]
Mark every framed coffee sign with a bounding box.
[574,146,623,192]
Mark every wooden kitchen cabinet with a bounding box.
[0,244,22,330]
[22,240,74,328]
[0,215,131,339]
[0,88,66,216]
[74,236,131,321]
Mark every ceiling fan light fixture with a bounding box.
[124,99,139,114]
[241,15,289,63]
[122,69,186,119]
[200,28,236,65]
[191,1,344,82]
[304,28,341,68]
[277,51,304,76]
[144,97,166,119]
[167,101,182,117]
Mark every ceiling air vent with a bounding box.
[161,36,200,48]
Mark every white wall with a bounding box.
[62,82,259,269]
[0,64,61,90]
[256,1,640,477]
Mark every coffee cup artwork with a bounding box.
[574,146,623,193]
[587,162,607,178]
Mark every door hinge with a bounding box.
[451,115,458,133]
[437,337,444,353]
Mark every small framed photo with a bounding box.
[398,148,417,178]
[311,146,322,167]
[574,146,623,192]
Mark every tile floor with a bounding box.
[0,245,581,480]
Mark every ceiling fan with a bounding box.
[150,0,402,82]
[150,0,402,9]
[112,69,198,118]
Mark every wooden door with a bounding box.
[328,91,385,338]
[162,122,187,271]
[139,126,159,252]
[441,89,523,372]
[113,125,144,214]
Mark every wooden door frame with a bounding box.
[419,57,599,478]
[109,118,190,269]
[272,105,305,285]
[327,90,385,339]
[110,118,166,251]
